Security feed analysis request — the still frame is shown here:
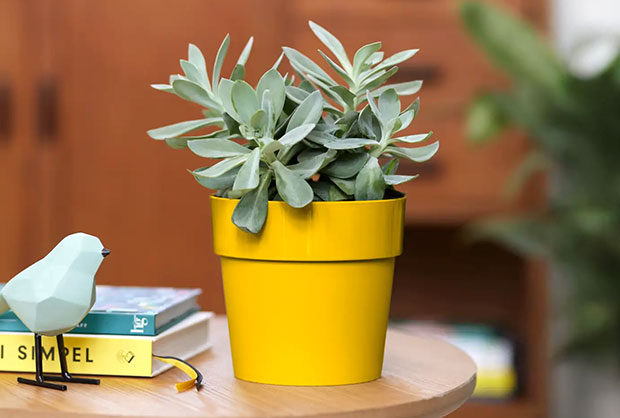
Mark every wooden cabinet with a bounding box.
[1,1,548,417]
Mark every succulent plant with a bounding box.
[148,22,439,233]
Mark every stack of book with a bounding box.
[0,285,212,377]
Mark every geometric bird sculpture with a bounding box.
[0,232,110,391]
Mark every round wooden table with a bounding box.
[0,317,476,418]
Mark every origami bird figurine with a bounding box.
[0,232,110,391]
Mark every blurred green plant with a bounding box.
[148,22,438,233]
[461,1,620,362]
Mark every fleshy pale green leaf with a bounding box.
[147,118,222,140]
[282,47,337,85]
[230,64,245,81]
[212,34,230,93]
[353,42,382,75]
[232,171,271,234]
[233,147,260,191]
[330,176,356,195]
[218,79,240,122]
[288,90,323,131]
[318,50,355,86]
[288,149,336,179]
[188,43,211,91]
[193,155,248,178]
[390,132,433,144]
[286,86,310,104]
[309,21,352,72]
[278,123,315,147]
[188,138,250,158]
[329,86,356,110]
[180,60,209,89]
[355,156,386,200]
[237,36,254,66]
[360,67,398,92]
[385,142,439,162]
[271,160,314,208]
[370,80,423,98]
[172,79,222,110]
[378,88,400,124]
[358,105,381,139]
[231,80,259,124]
[191,166,239,190]
[384,174,418,185]
[324,138,377,150]
[321,152,369,178]
[150,84,174,93]
[250,109,267,130]
[397,110,415,132]
[257,69,286,120]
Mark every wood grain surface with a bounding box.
[0,317,476,418]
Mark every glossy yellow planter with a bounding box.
[211,196,405,386]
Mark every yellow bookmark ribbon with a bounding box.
[153,355,203,392]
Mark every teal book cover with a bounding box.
[0,285,201,336]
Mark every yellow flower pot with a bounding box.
[210,195,405,386]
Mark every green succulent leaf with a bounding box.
[353,42,382,76]
[191,166,240,190]
[360,66,398,91]
[232,171,271,234]
[354,156,386,200]
[188,43,211,91]
[330,176,356,195]
[382,158,399,175]
[288,149,336,179]
[237,36,254,66]
[384,174,418,185]
[385,142,439,162]
[378,89,401,124]
[321,152,369,178]
[370,80,422,98]
[390,132,433,144]
[287,90,323,131]
[309,21,352,72]
[278,123,315,147]
[230,64,245,81]
[283,47,337,86]
[172,79,222,110]
[271,160,314,208]
[231,80,259,124]
[188,138,250,158]
[180,60,209,89]
[193,155,248,178]
[329,86,356,110]
[233,147,261,191]
[318,50,355,86]
[150,84,175,93]
[324,138,377,150]
[257,69,286,121]
[147,118,222,140]
[212,34,230,94]
[218,79,240,121]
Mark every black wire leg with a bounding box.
[17,334,67,391]
[43,334,100,385]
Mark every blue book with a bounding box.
[0,285,201,336]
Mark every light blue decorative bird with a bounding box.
[0,232,110,390]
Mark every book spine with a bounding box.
[0,312,158,336]
[0,333,153,377]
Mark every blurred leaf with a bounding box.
[461,1,570,103]
[466,92,510,144]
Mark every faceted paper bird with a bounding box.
[0,232,110,391]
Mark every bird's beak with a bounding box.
[101,248,111,258]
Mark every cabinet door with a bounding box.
[47,0,286,310]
